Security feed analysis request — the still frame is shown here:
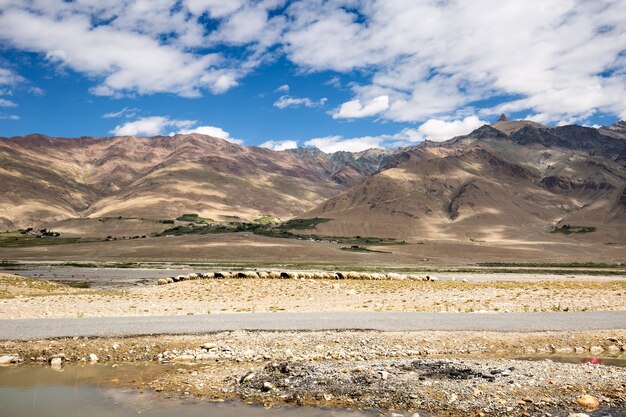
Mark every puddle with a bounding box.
[0,365,378,417]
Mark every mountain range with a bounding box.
[1,118,625,245]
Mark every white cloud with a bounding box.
[111,116,243,144]
[0,98,17,107]
[259,139,298,151]
[276,84,290,92]
[284,0,626,124]
[305,116,487,152]
[305,135,388,153]
[185,0,246,18]
[177,125,243,144]
[333,95,389,119]
[1,1,625,124]
[0,3,255,98]
[0,67,23,86]
[273,95,327,109]
[111,116,195,137]
[102,107,138,119]
[404,116,488,142]
[0,114,19,120]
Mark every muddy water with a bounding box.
[0,364,380,417]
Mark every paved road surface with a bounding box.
[1,311,625,341]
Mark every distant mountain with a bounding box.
[303,120,626,242]
[0,133,397,229]
[2,120,625,247]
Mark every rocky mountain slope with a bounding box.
[0,133,395,229]
[304,120,626,242]
[2,120,625,246]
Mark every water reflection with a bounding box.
[0,365,378,417]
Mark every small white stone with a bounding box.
[590,346,604,355]
[50,357,62,367]
[0,355,16,365]
[88,354,98,363]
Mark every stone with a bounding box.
[157,279,168,285]
[89,354,98,363]
[262,382,274,392]
[50,357,62,367]
[567,414,590,417]
[589,346,604,355]
[411,414,421,417]
[0,355,16,365]
[202,343,218,350]
[607,345,621,355]
[112,343,120,350]
[576,394,599,409]
[173,354,195,362]
[379,370,390,380]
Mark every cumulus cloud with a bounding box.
[177,125,243,144]
[0,98,17,107]
[259,140,298,151]
[333,95,389,119]
[111,116,243,144]
[276,84,290,92]
[274,95,327,109]
[404,116,488,142]
[285,0,626,124]
[111,116,195,137]
[1,0,625,125]
[305,135,388,153]
[0,67,23,86]
[305,116,487,152]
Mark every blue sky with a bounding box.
[0,0,624,152]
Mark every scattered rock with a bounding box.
[89,354,98,363]
[607,345,621,355]
[576,394,599,409]
[589,346,604,355]
[50,357,62,367]
[262,382,274,392]
[202,343,218,350]
[0,355,16,365]
[567,414,590,417]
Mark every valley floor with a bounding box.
[1,271,625,416]
[2,274,626,319]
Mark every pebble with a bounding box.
[589,346,604,355]
[89,354,98,363]
[0,355,16,365]
[50,357,62,367]
[262,382,274,392]
[202,343,218,350]
[567,414,590,417]
[576,394,599,409]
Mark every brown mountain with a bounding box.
[304,120,626,243]
[0,133,394,229]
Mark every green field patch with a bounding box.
[175,213,214,224]
[551,225,596,234]
[0,232,81,248]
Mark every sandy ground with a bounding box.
[1,232,624,265]
[2,272,625,416]
[2,274,626,319]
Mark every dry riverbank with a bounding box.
[1,330,625,416]
[2,274,626,318]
